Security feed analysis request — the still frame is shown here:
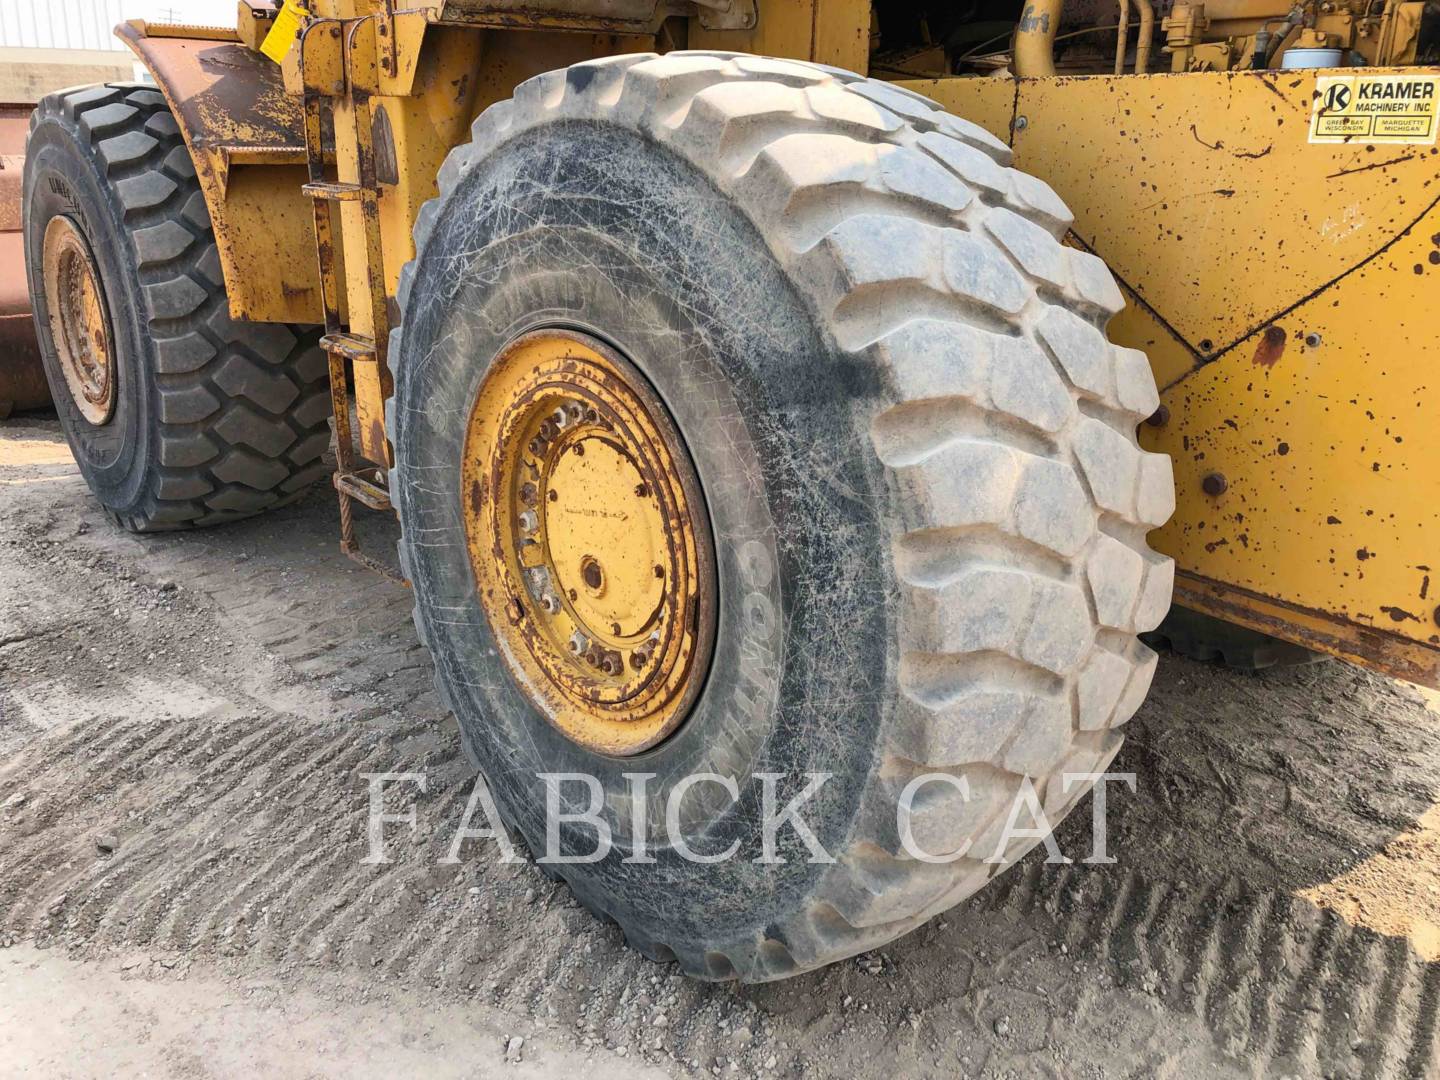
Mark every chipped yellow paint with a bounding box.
[906,70,1440,681]
[117,22,333,325]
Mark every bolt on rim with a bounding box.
[461,329,717,756]
[42,215,116,426]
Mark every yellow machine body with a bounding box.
[117,0,1440,686]
[906,70,1440,684]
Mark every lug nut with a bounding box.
[567,403,585,423]
[520,482,538,506]
[527,436,547,456]
[539,419,559,440]
[1202,472,1228,496]
[568,632,589,655]
[518,510,538,533]
[630,650,649,671]
[540,594,560,613]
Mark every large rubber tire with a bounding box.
[391,53,1175,981]
[1145,606,1325,671]
[23,84,331,532]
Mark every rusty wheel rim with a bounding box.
[42,216,116,426]
[462,329,716,756]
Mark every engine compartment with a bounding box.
[869,0,1440,76]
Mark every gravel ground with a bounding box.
[1,415,1437,1079]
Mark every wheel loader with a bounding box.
[18,0,1440,981]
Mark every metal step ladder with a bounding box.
[299,43,404,585]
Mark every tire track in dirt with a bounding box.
[1,419,1437,1077]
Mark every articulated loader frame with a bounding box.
[118,1,1440,687]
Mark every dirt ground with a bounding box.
[2,414,1438,1079]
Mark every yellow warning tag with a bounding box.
[259,0,308,65]
[1309,74,1439,144]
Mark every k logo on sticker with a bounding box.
[1322,84,1351,112]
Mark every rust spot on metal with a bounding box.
[366,415,387,463]
[1252,325,1286,367]
[1380,606,1421,623]
[1175,572,1440,688]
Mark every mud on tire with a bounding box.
[23,83,330,531]
[391,53,1175,980]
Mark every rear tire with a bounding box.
[23,83,330,531]
[1144,606,1324,671]
[391,53,1175,980]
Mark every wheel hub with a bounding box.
[42,216,115,426]
[462,329,716,756]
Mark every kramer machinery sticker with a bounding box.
[1309,74,1439,144]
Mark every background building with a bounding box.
[1,1,136,102]
[0,1,238,103]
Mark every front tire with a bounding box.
[23,84,331,531]
[391,53,1175,980]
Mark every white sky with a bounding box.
[0,0,240,50]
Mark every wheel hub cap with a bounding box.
[462,329,716,755]
[42,216,115,426]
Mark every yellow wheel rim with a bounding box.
[42,216,115,426]
[462,329,716,756]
